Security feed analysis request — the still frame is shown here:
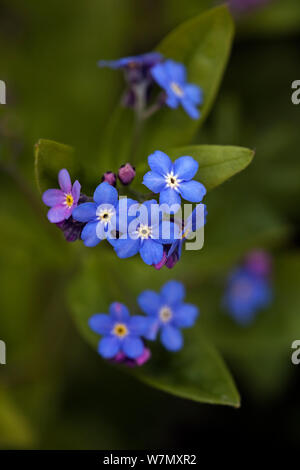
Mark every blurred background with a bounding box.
[0,0,300,449]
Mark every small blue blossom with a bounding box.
[223,267,272,325]
[151,60,203,119]
[72,182,118,247]
[89,302,150,359]
[143,150,206,207]
[154,204,207,270]
[113,199,180,265]
[138,281,199,351]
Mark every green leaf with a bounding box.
[67,253,240,407]
[132,145,254,194]
[141,5,235,154]
[34,139,77,194]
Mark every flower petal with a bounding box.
[161,325,183,351]
[81,221,101,247]
[98,336,120,359]
[181,98,200,120]
[161,280,185,305]
[89,314,114,335]
[122,336,144,359]
[144,317,161,340]
[114,238,140,259]
[128,316,150,336]
[174,156,199,181]
[109,302,130,321]
[93,182,118,206]
[165,60,186,84]
[151,63,169,88]
[184,84,203,105]
[42,189,64,207]
[173,304,199,328]
[72,180,81,203]
[72,202,97,222]
[179,181,206,202]
[159,188,181,208]
[148,150,172,175]
[47,204,69,223]
[58,169,72,192]
[140,239,163,265]
[137,290,162,316]
[142,171,166,193]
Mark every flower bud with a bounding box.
[101,171,117,187]
[118,163,136,185]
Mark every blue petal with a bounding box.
[122,336,144,359]
[81,222,101,247]
[159,188,181,209]
[184,84,203,105]
[137,290,162,316]
[109,302,130,321]
[161,280,185,305]
[117,198,139,232]
[143,171,166,193]
[174,156,198,181]
[173,304,199,328]
[128,316,150,336]
[151,63,169,88]
[98,336,120,358]
[89,314,113,335]
[165,60,186,84]
[179,181,206,202]
[166,93,179,108]
[72,203,97,222]
[143,317,160,340]
[153,221,181,244]
[181,98,200,120]
[93,182,118,206]
[148,150,172,175]
[140,239,163,265]
[161,325,183,351]
[187,203,207,233]
[114,238,140,258]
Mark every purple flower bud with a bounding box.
[118,163,136,185]
[56,217,85,242]
[110,347,151,367]
[101,171,117,187]
[244,250,272,278]
[229,0,271,14]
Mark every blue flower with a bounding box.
[143,150,206,206]
[113,199,180,265]
[72,182,118,247]
[151,60,203,119]
[223,267,272,325]
[89,302,150,359]
[154,203,207,269]
[138,281,199,351]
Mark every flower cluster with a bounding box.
[98,52,203,120]
[42,151,207,268]
[89,280,199,366]
[223,250,272,325]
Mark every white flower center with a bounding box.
[171,81,184,97]
[97,207,114,224]
[165,171,181,190]
[137,224,152,240]
[159,306,173,323]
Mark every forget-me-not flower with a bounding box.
[143,150,206,206]
[138,280,199,351]
[113,199,180,265]
[151,59,203,119]
[223,267,272,325]
[89,302,150,359]
[72,182,118,247]
[42,169,81,223]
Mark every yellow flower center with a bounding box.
[64,193,74,208]
[159,306,173,323]
[113,323,128,338]
[171,82,184,97]
[165,171,181,190]
[137,224,152,239]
